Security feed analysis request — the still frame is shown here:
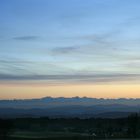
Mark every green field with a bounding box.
[1,131,92,140]
[3,136,140,140]
[1,131,140,140]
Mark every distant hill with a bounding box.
[0,97,140,118]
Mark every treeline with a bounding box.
[0,113,140,139]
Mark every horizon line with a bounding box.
[1,96,140,101]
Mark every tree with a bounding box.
[0,119,13,140]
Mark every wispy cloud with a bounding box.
[13,36,39,41]
[52,46,79,54]
[0,73,140,84]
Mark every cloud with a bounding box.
[0,59,35,75]
[55,32,121,56]
[52,46,79,54]
[13,36,39,41]
[0,73,140,84]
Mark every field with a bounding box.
[2,136,140,140]
[1,131,140,140]
[0,115,140,140]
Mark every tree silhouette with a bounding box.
[127,113,139,138]
[0,119,13,140]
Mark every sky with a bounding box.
[0,0,140,99]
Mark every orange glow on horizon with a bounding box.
[0,84,140,99]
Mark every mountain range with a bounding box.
[0,97,140,118]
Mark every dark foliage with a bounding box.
[0,119,13,140]
[0,113,140,139]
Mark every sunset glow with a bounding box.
[0,83,140,99]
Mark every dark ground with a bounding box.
[0,113,140,140]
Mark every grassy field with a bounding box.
[3,137,140,140]
[2,131,140,140]
[1,129,140,140]
[1,131,92,140]
[1,137,91,140]
[10,131,90,139]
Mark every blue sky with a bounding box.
[0,0,140,84]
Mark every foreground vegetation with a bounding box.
[0,113,140,140]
